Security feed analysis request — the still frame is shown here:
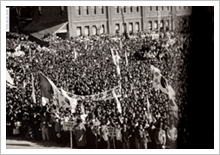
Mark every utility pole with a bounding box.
[158,7,161,33]
[121,7,129,39]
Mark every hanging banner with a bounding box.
[64,85,121,102]
[63,121,77,131]
[151,33,159,40]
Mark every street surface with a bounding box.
[6,137,71,149]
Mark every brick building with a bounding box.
[23,6,192,39]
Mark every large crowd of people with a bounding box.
[6,27,191,149]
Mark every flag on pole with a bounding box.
[39,72,53,106]
[111,48,121,75]
[150,65,178,119]
[39,72,70,108]
[125,50,128,66]
[31,73,36,104]
[6,69,14,86]
[119,39,123,50]
[80,103,88,122]
[61,88,78,113]
[74,48,77,60]
[146,95,151,112]
[113,89,122,113]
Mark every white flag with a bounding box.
[42,97,49,106]
[74,48,77,60]
[113,90,121,113]
[146,95,151,112]
[6,69,14,85]
[119,39,123,50]
[125,50,128,66]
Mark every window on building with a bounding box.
[100,6,104,14]
[161,6,163,10]
[86,6,89,15]
[100,25,105,34]
[84,26,90,36]
[92,26,97,35]
[130,6,132,12]
[115,23,120,34]
[75,6,81,15]
[167,6,169,10]
[129,23,133,34]
[94,6,96,14]
[91,6,96,14]
[154,21,158,29]
[135,22,139,32]
[160,20,164,30]
[150,6,152,11]
[122,23,126,34]
[148,21,152,31]
[117,6,120,13]
[184,6,186,9]
[76,26,82,36]
[166,20,169,31]
[123,6,126,13]
[61,6,64,15]
[156,6,158,11]
[136,6,139,12]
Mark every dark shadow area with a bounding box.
[187,6,214,149]
[7,144,31,146]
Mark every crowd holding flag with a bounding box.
[61,88,78,113]
[6,29,191,149]
[150,65,178,119]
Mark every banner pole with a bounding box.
[70,130,73,148]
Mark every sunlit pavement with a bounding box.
[6,137,71,149]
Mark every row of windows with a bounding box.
[149,6,170,11]
[76,25,105,36]
[148,6,190,11]
[115,22,140,34]
[75,6,104,15]
[148,20,170,30]
[114,6,140,13]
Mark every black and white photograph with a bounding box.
[1,1,218,154]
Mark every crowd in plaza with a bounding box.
[6,25,191,149]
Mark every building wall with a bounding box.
[28,6,192,38]
[68,6,192,38]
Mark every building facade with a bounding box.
[24,6,192,39]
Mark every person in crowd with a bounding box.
[121,124,130,149]
[6,28,191,148]
[54,117,61,143]
[100,121,110,149]
[154,120,166,149]
[138,123,148,149]
[167,121,178,149]
[115,123,122,149]
[73,118,87,149]
[41,111,50,141]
